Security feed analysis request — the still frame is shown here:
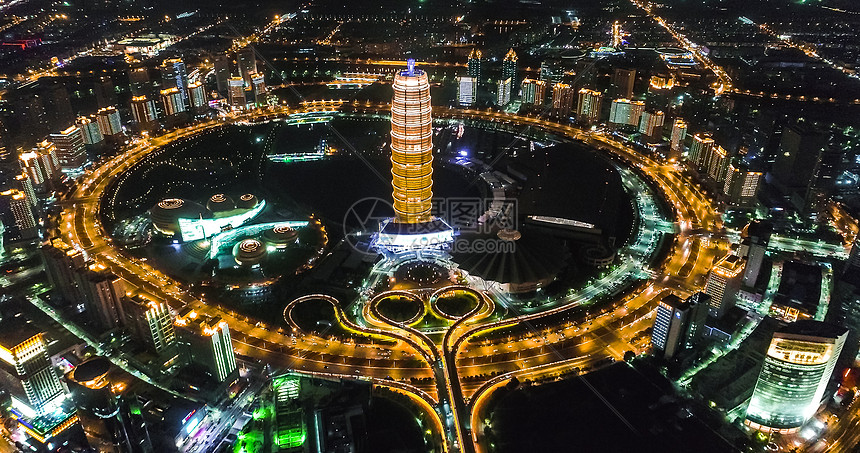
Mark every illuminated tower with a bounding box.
[49,125,86,169]
[502,48,518,89]
[390,60,433,224]
[467,48,482,81]
[612,21,623,48]
[175,310,237,383]
[0,318,66,416]
[64,357,131,452]
[745,321,847,433]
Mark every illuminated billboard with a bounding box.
[178,200,266,242]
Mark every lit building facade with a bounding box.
[502,48,518,88]
[41,238,88,305]
[521,79,546,106]
[688,134,715,169]
[457,76,477,106]
[96,107,122,136]
[652,292,709,359]
[608,99,644,127]
[497,77,511,106]
[160,87,186,116]
[49,125,86,169]
[551,83,574,118]
[467,48,482,81]
[175,311,237,383]
[638,110,665,140]
[77,266,126,331]
[669,119,687,158]
[123,295,176,355]
[227,77,246,109]
[724,164,762,207]
[0,189,37,242]
[704,253,745,317]
[576,88,602,124]
[64,357,131,452]
[746,321,847,433]
[390,60,433,224]
[187,81,207,110]
[0,321,66,416]
[77,116,104,145]
[130,96,157,125]
[160,58,188,103]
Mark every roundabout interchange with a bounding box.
[57,102,726,453]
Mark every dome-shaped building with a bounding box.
[263,224,299,249]
[150,198,210,236]
[206,193,235,212]
[233,238,267,266]
[236,193,259,209]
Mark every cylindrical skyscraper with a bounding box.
[390,59,433,224]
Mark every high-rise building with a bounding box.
[576,88,602,124]
[64,357,133,452]
[0,189,37,243]
[130,96,157,125]
[724,163,763,207]
[539,59,563,84]
[745,321,847,433]
[669,119,688,159]
[467,48,482,82]
[160,58,189,103]
[175,310,237,383]
[187,81,207,110]
[390,60,433,224]
[521,79,546,106]
[77,266,126,330]
[651,292,709,359]
[608,98,644,127]
[213,54,231,95]
[227,77,246,109]
[122,294,176,355]
[705,145,731,182]
[772,122,827,190]
[738,221,771,287]
[704,253,745,317]
[551,83,575,118]
[49,125,86,169]
[638,110,665,141]
[250,72,266,98]
[502,48,518,89]
[0,318,66,416]
[14,173,37,208]
[611,68,636,99]
[160,87,186,117]
[41,238,88,304]
[128,67,152,96]
[457,76,477,106]
[77,116,104,145]
[96,107,122,136]
[237,47,258,87]
[21,141,60,190]
[497,77,511,106]
[688,134,715,169]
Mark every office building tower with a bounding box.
[772,122,827,190]
[502,48,518,88]
[49,125,86,169]
[160,87,185,117]
[576,88,602,124]
[77,266,126,330]
[688,134,715,169]
[638,110,665,141]
[704,253,745,317]
[22,141,60,188]
[64,357,133,452]
[724,163,763,207]
[213,54,231,95]
[705,145,730,182]
[738,221,772,287]
[120,398,153,453]
[123,294,176,355]
[467,48,482,82]
[746,321,847,433]
[93,77,117,109]
[130,96,157,125]
[497,77,511,106]
[608,99,644,127]
[539,59,563,84]
[227,77,246,109]
[237,47,258,87]
[160,58,188,103]
[250,73,266,97]
[0,120,10,163]
[14,173,37,208]
[390,60,433,224]
[175,310,238,383]
[187,81,207,110]
[611,68,636,99]
[0,189,37,243]
[651,292,710,359]
[77,116,104,145]
[0,318,66,416]
[41,238,88,304]
[96,107,122,136]
[521,79,546,106]
[669,119,687,159]
[457,76,477,106]
[551,83,575,118]
[128,67,152,96]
